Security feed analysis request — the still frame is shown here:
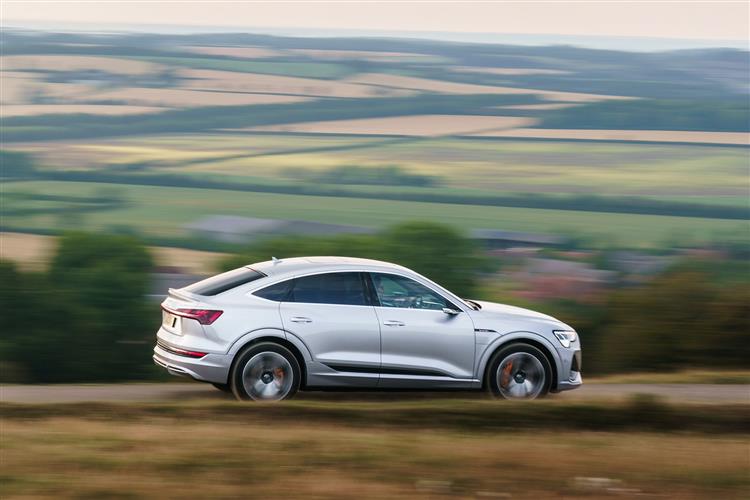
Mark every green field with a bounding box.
[21,134,749,200]
[4,180,747,247]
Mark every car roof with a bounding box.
[249,256,414,279]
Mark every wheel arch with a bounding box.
[478,333,559,390]
[227,332,309,388]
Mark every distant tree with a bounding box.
[220,221,489,297]
[0,150,38,179]
[380,221,488,296]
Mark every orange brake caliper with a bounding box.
[501,361,513,387]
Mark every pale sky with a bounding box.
[3,1,749,44]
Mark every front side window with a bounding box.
[370,273,453,311]
[288,272,368,306]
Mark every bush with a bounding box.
[0,233,155,383]
[220,221,489,296]
[591,265,750,373]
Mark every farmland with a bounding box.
[13,134,749,199]
[0,30,747,249]
[3,180,747,247]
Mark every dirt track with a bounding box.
[2,382,748,404]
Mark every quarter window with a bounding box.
[370,273,453,311]
[253,279,293,302]
[289,272,368,306]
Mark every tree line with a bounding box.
[1,225,747,383]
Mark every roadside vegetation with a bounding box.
[1,397,749,498]
[2,226,748,383]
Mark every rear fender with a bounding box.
[226,328,313,362]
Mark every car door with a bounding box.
[368,272,476,387]
[278,272,381,387]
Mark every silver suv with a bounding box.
[154,257,582,401]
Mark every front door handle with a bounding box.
[289,316,312,324]
[383,320,405,327]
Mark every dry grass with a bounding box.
[1,55,164,74]
[1,104,168,117]
[475,128,750,145]
[0,232,221,275]
[587,370,750,385]
[251,114,538,136]
[344,73,632,102]
[0,71,40,103]
[1,410,748,499]
[179,69,414,98]
[291,48,439,62]
[183,45,282,59]
[79,87,311,107]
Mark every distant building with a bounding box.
[512,258,615,302]
[471,229,565,249]
[609,251,673,276]
[184,215,374,243]
[149,266,204,301]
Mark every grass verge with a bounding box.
[2,396,748,434]
[588,370,750,385]
[1,398,748,499]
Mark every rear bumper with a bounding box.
[153,344,231,384]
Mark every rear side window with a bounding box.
[289,272,368,306]
[184,267,265,296]
[253,279,293,302]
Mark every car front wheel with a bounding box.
[231,342,300,401]
[487,343,552,400]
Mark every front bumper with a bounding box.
[554,349,582,392]
[153,344,231,384]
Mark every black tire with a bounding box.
[230,342,301,402]
[486,343,552,400]
[211,382,232,393]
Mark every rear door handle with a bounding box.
[289,316,312,324]
[383,320,405,327]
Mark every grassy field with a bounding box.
[4,180,748,246]
[1,398,748,499]
[15,134,749,199]
[0,232,222,274]
[476,128,750,145]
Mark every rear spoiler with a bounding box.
[167,288,200,301]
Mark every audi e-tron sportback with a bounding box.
[154,257,581,401]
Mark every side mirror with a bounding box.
[442,307,460,315]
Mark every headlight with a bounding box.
[553,330,577,348]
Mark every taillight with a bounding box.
[176,309,223,325]
[163,306,223,325]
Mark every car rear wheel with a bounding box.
[231,342,300,401]
[487,343,552,400]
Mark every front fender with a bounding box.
[476,331,562,382]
